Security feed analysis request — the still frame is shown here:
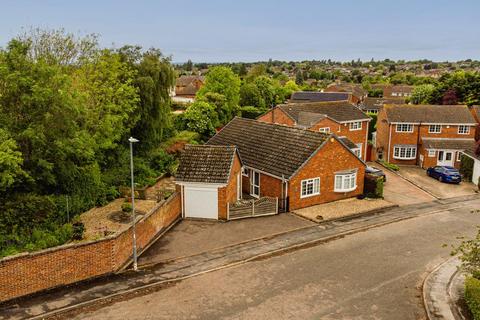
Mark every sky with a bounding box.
[1,0,479,63]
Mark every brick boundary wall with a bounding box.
[0,192,181,303]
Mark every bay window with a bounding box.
[393,145,417,160]
[334,171,357,193]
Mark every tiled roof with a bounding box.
[176,75,205,86]
[384,85,414,95]
[325,83,366,98]
[278,101,370,125]
[176,145,237,184]
[463,141,480,161]
[421,138,475,150]
[473,106,480,120]
[383,104,476,124]
[338,137,357,149]
[290,91,349,102]
[360,97,405,111]
[207,117,329,178]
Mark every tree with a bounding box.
[245,64,266,81]
[295,70,304,85]
[197,66,240,125]
[0,129,28,191]
[240,83,265,109]
[119,46,176,150]
[183,101,219,138]
[254,76,275,108]
[442,89,458,105]
[184,59,193,72]
[410,84,435,104]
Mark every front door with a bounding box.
[437,150,454,166]
[250,170,260,198]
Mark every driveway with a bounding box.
[138,213,315,266]
[397,166,478,199]
[373,164,436,206]
[71,197,480,320]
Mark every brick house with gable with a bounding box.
[323,83,367,104]
[375,104,477,169]
[207,117,366,212]
[257,101,371,161]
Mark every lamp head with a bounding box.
[128,137,139,143]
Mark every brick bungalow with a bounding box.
[176,145,242,220]
[207,117,366,212]
[257,101,371,161]
[375,104,477,169]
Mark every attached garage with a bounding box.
[183,184,218,219]
[175,145,242,220]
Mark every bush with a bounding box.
[465,277,480,320]
[460,154,474,182]
[122,202,133,213]
[364,175,384,198]
[239,106,267,119]
[378,160,399,171]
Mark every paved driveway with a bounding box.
[374,164,436,206]
[397,166,478,199]
[138,213,314,266]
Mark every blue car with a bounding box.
[426,166,462,184]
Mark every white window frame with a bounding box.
[427,150,436,157]
[250,170,260,198]
[393,146,417,160]
[428,125,442,133]
[334,172,357,193]
[241,167,248,177]
[458,125,470,135]
[352,143,362,158]
[396,124,414,133]
[300,177,320,198]
[349,121,362,131]
[318,127,331,133]
[456,152,462,162]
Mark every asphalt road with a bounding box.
[72,198,480,320]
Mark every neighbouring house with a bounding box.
[207,117,366,213]
[375,104,477,169]
[290,91,350,103]
[359,97,405,114]
[470,105,480,139]
[323,83,367,104]
[171,75,205,103]
[461,142,480,187]
[257,101,371,161]
[383,85,414,98]
[176,145,242,220]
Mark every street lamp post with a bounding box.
[128,136,139,271]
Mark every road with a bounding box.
[70,197,480,320]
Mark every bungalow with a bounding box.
[207,117,366,213]
[375,104,477,169]
[257,101,371,161]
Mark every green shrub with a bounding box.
[239,106,267,119]
[122,202,133,213]
[72,221,85,240]
[378,160,399,171]
[364,175,384,198]
[460,154,474,182]
[466,277,480,320]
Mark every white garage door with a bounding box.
[184,186,218,219]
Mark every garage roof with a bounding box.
[176,145,238,184]
[421,138,475,150]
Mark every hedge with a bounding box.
[466,276,480,320]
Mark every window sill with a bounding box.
[393,156,416,160]
[334,186,357,193]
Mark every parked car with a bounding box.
[426,166,462,184]
[365,166,386,182]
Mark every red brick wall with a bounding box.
[241,169,284,199]
[387,124,419,165]
[0,193,181,303]
[218,154,242,220]
[418,124,476,140]
[310,118,369,161]
[289,138,366,211]
[257,108,296,126]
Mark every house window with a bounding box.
[352,143,362,158]
[301,178,320,198]
[458,125,470,135]
[367,109,378,114]
[396,124,414,133]
[456,152,462,161]
[318,127,330,133]
[393,146,417,160]
[334,171,357,193]
[349,121,362,131]
[241,167,248,177]
[428,125,442,133]
[428,150,436,157]
[250,170,260,198]
[392,92,398,97]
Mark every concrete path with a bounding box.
[1,195,478,320]
[382,167,436,206]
